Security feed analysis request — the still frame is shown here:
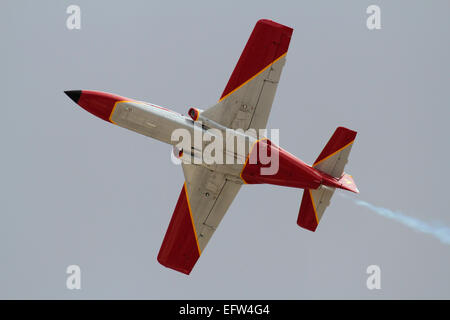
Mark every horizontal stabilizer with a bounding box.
[313,127,356,178]
[297,186,335,232]
[298,127,358,232]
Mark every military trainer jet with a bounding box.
[65,19,359,275]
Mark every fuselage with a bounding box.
[65,90,345,190]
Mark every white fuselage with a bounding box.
[110,101,256,179]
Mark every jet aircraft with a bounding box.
[65,19,359,275]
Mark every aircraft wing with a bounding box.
[158,164,241,274]
[157,19,292,275]
[202,19,293,133]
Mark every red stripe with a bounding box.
[157,185,200,275]
[297,189,318,232]
[220,19,293,100]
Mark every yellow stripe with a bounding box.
[309,189,319,225]
[313,141,354,167]
[109,100,132,124]
[239,138,266,184]
[184,183,202,256]
[219,53,287,102]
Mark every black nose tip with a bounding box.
[64,90,82,103]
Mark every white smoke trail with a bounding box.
[341,195,450,245]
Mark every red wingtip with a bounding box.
[158,184,200,275]
[220,19,293,100]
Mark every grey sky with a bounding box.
[1,0,449,299]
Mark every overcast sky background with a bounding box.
[1,0,449,299]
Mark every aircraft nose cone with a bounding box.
[64,90,131,123]
[64,90,81,104]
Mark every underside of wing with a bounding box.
[202,19,293,132]
[157,164,241,274]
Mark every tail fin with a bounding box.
[297,127,358,232]
[337,173,359,194]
